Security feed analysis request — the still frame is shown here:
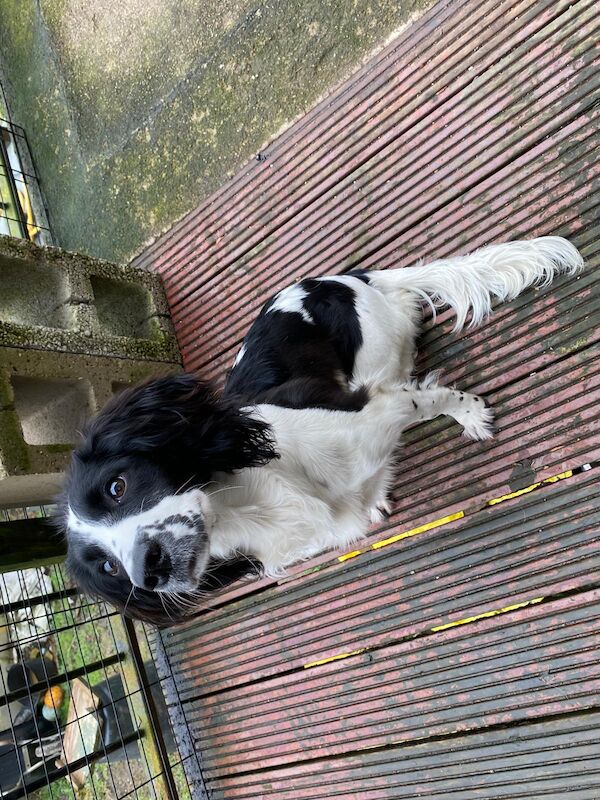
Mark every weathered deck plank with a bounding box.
[188,589,600,773]
[165,470,599,694]
[213,714,600,799]
[172,5,600,376]
[184,108,600,379]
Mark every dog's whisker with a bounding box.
[166,591,203,611]
[205,484,244,499]
[159,592,175,622]
[174,475,199,496]
[123,585,135,616]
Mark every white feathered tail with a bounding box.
[367,237,583,331]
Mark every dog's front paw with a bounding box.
[461,396,495,441]
[369,499,393,524]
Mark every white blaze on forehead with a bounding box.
[67,490,209,580]
[268,284,314,324]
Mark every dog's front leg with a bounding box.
[400,379,495,440]
[356,380,494,523]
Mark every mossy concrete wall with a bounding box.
[0,0,433,264]
[0,236,181,506]
[0,236,179,360]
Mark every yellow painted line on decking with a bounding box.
[304,466,585,672]
[430,596,545,632]
[372,511,466,549]
[337,469,576,564]
[338,512,464,562]
[304,649,366,669]
[303,596,546,669]
[486,470,573,506]
[338,549,364,563]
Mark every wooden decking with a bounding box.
[135,1,600,796]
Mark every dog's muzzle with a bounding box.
[128,512,208,591]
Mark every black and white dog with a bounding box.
[62,237,583,624]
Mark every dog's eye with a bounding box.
[102,560,119,576]
[106,476,127,502]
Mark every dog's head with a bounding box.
[61,373,274,624]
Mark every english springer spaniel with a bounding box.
[62,237,583,625]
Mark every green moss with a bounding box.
[40,0,260,155]
[0,322,38,347]
[43,443,74,454]
[0,0,91,246]
[0,375,13,409]
[0,409,30,473]
[1,0,433,263]
[36,776,74,800]
[0,320,180,363]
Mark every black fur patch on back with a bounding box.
[224,277,368,412]
[347,269,371,285]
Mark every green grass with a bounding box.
[37,776,76,800]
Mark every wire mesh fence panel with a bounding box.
[0,119,51,247]
[0,83,51,246]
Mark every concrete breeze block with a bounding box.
[0,236,182,507]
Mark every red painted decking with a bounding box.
[135,1,600,796]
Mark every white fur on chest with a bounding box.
[205,401,393,573]
[207,457,368,576]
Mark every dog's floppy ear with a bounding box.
[80,373,277,477]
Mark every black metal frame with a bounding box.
[123,618,180,800]
[0,516,67,573]
[0,127,30,240]
[0,117,51,245]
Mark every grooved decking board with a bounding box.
[186,589,600,774]
[388,344,600,529]
[212,713,600,799]
[163,470,599,695]
[184,105,600,379]
[136,0,600,794]
[173,0,595,305]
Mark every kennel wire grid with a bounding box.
[0,83,51,246]
[0,504,200,800]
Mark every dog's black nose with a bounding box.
[141,539,172,591]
